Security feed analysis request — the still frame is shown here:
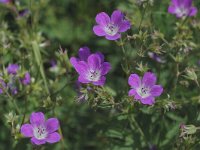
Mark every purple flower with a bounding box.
[7,64,19,75]
[20,72,31,85]
[0,0,11,4]
[18,9,30,17]
[148,52,166,63]
[168,0,198,18]
[93,10,131,40]
[128,72,163,105]
[70,47,111,86]
[20,112,61,145]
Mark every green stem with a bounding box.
[4,90,20,114]
[32,41,50,95]
[138,3,149,31]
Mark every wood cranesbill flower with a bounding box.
[168,0,198,18]
[93,10,131,40]
[0,0,11,4]
[7,64,19,75]
[20,72,31,85]
[128,72,163,105]
[70,47,111,86]
[20,112,61,145]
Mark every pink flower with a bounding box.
[93,10,131,40]
[168,0,198,18]
[128,72,163,105]
[70,47,111,86]
[20,112,61,145]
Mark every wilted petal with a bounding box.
[46,118,59,133]
[21,124,33,137]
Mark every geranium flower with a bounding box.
[168,0,198,18]
[70,47,111,86]
[93,10,131,40]
[148,52,166,63]
[20,112,61,145]
[0,0,11,4]
[128,72,163,105]
[20,72,31,85]
[7,64,19,75]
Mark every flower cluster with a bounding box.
[0,64,31,95]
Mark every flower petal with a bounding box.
[105,33,121,40]
[183,0,192,8]
[95,12,110,26]
[74,61,89,75]
[100,62,111,75]
[70,57,78,68]
[20,124,33,137]
[189,7,198,16]
[119,20,131,32]
[87,54,101,70]
[128,74,141,88]
[46,132,61,144]
[93,25,106,36]
[150,85,163,97]
[92,76,106,86]
[168,6,177,14]
[46,118,59,133]
[31,137,46,145]
[111,10,123,25]
[140,97,155,105]
[128,89,136,96]
[95,52,104,62]
[30,112,45,125]
[78,75,90,84]
[142,72,157,87]
[78,47,91,61]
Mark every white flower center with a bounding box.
[104,23,119,36]
[87,70,101,82]
[176,6,189,17]
[33,125,48,140]
[137,85,150,98]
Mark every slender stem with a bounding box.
[173,63,179,98]
[138,3,149,31]
[4,89,20,114]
